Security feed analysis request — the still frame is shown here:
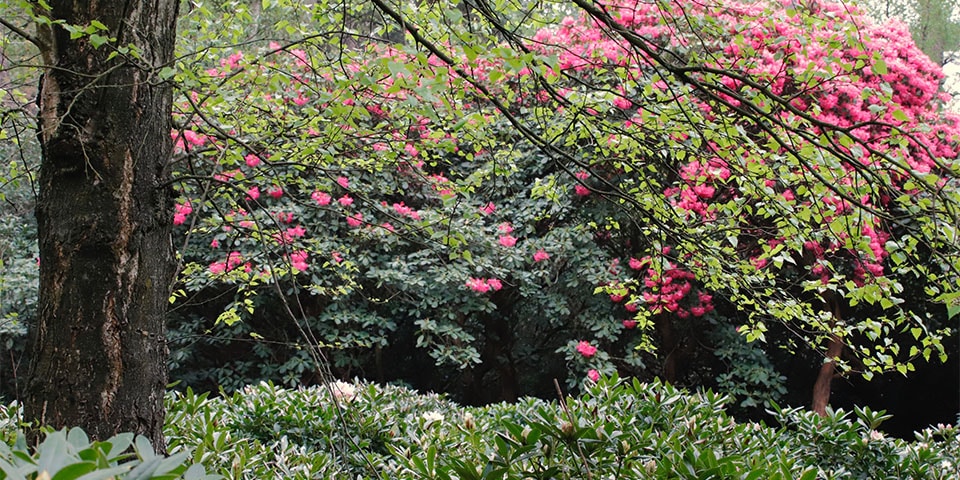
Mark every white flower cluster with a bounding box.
[328,380,357,402]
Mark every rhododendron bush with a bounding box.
[165,0,959,408]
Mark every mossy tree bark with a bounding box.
[24,0,179,448]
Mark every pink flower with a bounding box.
[622,319,637,329]
[610,293,624,303]
[499,235,517,247]
[574,170,590,180]
[466,277,502,293]
[498,222,514,233]
[393,202,420,219]
[404,143,419,157]
[337,176,350,188]
[628,257,643,270]
[346,212,363,227]
[286,225,306,238]
[466,277,490,293]
[268,186,283,199]
[246,187,260,200]
[226,251,243,270]
[210,239,220,249]
[479,202,496,215]
[312,191,332,206]
[244,154,261,168]
[290,250,309,271]
[339,195,353,206]
[624,303,638,313]
[533,250,550,262]
[576,341,597,358]
[208,262,226,274]
[574,184,590,196]
[381,222,395,232]
[587,369,600,382]
[173,202,193,225]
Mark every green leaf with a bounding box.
[871,57,888,75]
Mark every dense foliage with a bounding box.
[1,0,958,424]
[155,378,957,478]
[159,0,960,415]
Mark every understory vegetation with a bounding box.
[1,377,957,479]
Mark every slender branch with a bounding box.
[0,17,41,49]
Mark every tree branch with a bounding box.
[0,17,41,49]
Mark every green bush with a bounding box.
[163,377,960,479]
[0,425,215,479]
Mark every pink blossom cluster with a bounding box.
[575,340,597,357]
[173,202,193,226]
[209,251,248,275]
[466,277,503,293]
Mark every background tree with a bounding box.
[1,0,180,446]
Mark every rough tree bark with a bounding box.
[24,0,179,447]
[812,298,844,416]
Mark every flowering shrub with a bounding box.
[163,0,958,411]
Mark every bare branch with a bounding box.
[0,17,41,49]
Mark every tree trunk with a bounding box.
[812,298,844,416]
[811,333,843,416]
[24,0,179,448]
[656,315,679,384]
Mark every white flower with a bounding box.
[422,411,444,427]
[328,380,357,402]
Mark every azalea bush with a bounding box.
[161,0,959,417]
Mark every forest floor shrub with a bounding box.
[161,376,960,479]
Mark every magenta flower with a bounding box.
[290,250,309,271]
[574,184,590,196]
[498,235,517,247]
[587,369,600,382]
[337,176,350,188]
[466,277,490,293]
[339,195,354,206]
[346,212,363,227]
[486,278,503,291]
[267,186,283,199]
[622,319,637,329]
[576,341,597,358]
[533,250,550,262]
[479,202,496,215]
[312,191,332,206]
[244,154,261,168]
[246,187,260,201]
